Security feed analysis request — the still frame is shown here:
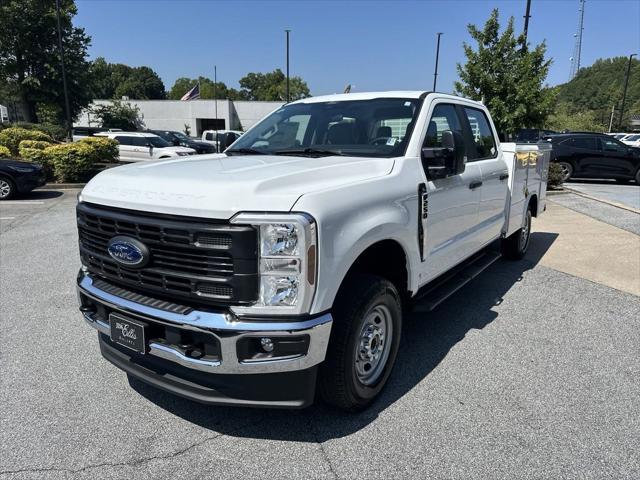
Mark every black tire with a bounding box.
[501,206,532,260]
[318,273,402,411]
[557,161,573,182]
[0,176,16,200]
[635,169,640,185]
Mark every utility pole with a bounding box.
[285,29,291,103]
[523,0,532,43]
[433,32,443,92]
[214,65,218,152]
[55,0,73,141]
[608,104,616,133]
[618,53,637,130]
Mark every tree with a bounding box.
[455,9,555,135]
[544,103,605,132]
[0,0,92,123]
[167,76,243,100]
[239,69,310,101]
[88,58,165,100]
[90,100,144,130]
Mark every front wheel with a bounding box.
[501,207,532,260]
[0,176,16,200]
[318,273,402,411]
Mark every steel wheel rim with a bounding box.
[0,180,10,199]
[521,212,531,252]
[559,163,571,181]
[355,304,393,386]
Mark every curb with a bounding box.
[546,189,570,196]
[563,186,640,214]
[36,183,85,190]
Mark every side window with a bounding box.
[571,137,597,150]
[113,136,130,145]
[423,104,463,148]
[600,137,626,153]
[205,132,214,141]
[463,107,497,159]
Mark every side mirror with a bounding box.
[421,130,466,179]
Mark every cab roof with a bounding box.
[289,91,484,107]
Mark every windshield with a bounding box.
[625,134,640,141]
[171,131,191,142]
[147,136,171,148]
[227,97,422,157]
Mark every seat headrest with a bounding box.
[328,123,355,144]
[376,126,392,138]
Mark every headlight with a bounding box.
[230,213,317,316]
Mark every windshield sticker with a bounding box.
[386,137,397,146]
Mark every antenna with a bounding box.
[569,0,586,80]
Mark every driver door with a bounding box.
[420,103,483,281]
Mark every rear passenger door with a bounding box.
[421,103,483,280]
[562,136,600,176]
[462,107,508,244]
[113,136,136,161]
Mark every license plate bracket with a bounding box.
[109,313,147,354]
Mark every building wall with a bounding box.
[76,99,284,136]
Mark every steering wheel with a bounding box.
[369,136,393,146]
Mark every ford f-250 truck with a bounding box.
[76,91,550,411]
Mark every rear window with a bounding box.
[560,137,597,150]
[463,107,497,159]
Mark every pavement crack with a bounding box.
[307,414,339,480]
[1,417,267,476]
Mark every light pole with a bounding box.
[523,0,532,43]
[619,53,637,130]
[285,29,291,103]
[55,0,73,141]
[214,65,218,152]
[433,32,443,91]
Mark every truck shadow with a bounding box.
[130,231,558,441]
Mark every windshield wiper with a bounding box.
[225,148,266,156]
[273,147,346,157]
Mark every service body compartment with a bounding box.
[501,142,551,237]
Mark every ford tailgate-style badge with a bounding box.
[107,236,150,268]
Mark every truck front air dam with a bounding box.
[77,272,332,408]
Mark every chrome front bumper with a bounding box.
[77,273,332,375]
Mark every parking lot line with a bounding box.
[0,217,16,220]
[0,201,45,205]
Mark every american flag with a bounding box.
[180,82,200,101]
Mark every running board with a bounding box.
[412,250,502,313]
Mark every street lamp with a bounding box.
[55,0,73,141]
[619,53,637,130]
[285,29,291,103]
[433,32,443,91]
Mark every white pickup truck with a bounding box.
[76,91,550,411]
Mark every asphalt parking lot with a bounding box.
[1,186,639,479]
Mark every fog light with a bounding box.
[260,337,274,352]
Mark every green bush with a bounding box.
[18,140,52,151]
[78,136,119,163]
[0,145,11,158]
[9,122,67,141]
[548,162,565,190]
[0,127,52,155]
[18,140,54,176]
[45,143,95,183]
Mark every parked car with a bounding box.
[147,129,217,154]
[621,133,640,148]
[76,91,551,410]
[201,130,243,151]
[547,133,640,183]
[0,158,46,200]
[95,132,197,162]
[609,133,630,140]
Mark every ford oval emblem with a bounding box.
[107,236,149,268]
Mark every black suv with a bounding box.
[547,133,640,183]
[147,130,216,154]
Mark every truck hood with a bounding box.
[81,154,395,219]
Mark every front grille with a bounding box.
[77,202,258,307]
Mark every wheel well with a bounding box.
[529,194,538,217]
[342,240,409,302]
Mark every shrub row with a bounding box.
[0,127,120,182]
[547,162,565,190]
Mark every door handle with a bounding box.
[499,173,509,181]
[469,180,483,190]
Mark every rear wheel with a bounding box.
[318,273,402,411]
[635,169,640,184]
[557,161,573,182]
[0,176,16,200]
[501,207,532,260]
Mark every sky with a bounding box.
[75,0,640,96]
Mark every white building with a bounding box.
[76,99,284,135]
